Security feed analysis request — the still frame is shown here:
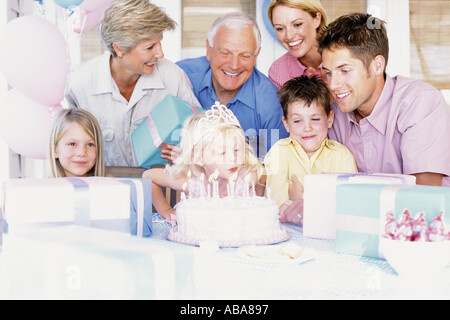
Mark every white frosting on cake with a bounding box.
[167,196,290,247]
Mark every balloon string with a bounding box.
[80,14,87,35]
[33,0,46,17]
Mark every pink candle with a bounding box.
[251,178,256,197]
[228,171,238,198]
[187,170,192,196]
[213,169,219,199]
[244,174,251,198]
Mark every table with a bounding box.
[154,217,450,300]
[1,215,449,300]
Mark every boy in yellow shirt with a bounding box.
[264,76,357,225]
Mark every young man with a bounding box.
[318,13,450,186]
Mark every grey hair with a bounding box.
[207,12,262,54]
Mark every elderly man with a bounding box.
[318,13,450,186]
[175,12,288,159]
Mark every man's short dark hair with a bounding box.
[317,13,389,73]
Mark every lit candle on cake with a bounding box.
[213,168,219,199]
[186,170,192,196]
[228,171,238,198]
[200,172,206,197]
[251,177,256,197]
[208,172,214,198]
[181,182,187,201]
[244,174,251,198]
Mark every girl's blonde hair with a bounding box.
[166,107,261,179]
[267,0,327,34]
[101,0,176,57]
[49,109,105,178]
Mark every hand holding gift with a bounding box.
[160,144,181,164]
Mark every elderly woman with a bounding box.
[267,0,327,88]
[65,0,199,167]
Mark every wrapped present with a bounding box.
[132,94,203,169]
[335,184,450,258]
[0,209,3,248]
[0,226,195,299]
[2,177,152,237]
[303,173,416,239]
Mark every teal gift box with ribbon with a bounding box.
[132,94,203,169]
[303,173,416,240]
[335,184,450,259]
[2,177,153,237]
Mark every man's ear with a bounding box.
[206,39,212,62]
[371,55,386,77]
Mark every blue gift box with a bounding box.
[3,177,153,237]
[132,94,203,169]
[115,178,153,237]
[335,184,450,259]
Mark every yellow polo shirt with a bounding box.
[264,137,358,208]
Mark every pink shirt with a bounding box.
[268,52,323,88]
[328,75,450,186]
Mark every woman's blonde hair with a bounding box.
[101,0,176,57]
[267,0,327,34]
[166,109,261,179]
[49,109,105,178]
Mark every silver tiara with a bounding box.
[193,102,241,145]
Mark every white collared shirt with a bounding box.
[65,52,200,167]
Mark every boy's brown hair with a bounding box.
[317,13,389,74]
[278,75,331,119]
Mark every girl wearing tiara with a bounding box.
[49,109,105,178]
[142,103,265,219]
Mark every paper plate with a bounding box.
[238,243,317,265]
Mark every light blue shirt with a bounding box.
[176,56,288,158]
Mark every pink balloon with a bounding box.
[0,16,67,106]
[78,0,113,13]
[0,89,63,159]
[69,0,111,34]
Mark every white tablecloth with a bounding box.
[153,217,450,300]
[1,215,449,300]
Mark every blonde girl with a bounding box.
[142,103,264,218]
[49,109,105,178]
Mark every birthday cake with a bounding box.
[167,195,290,247]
